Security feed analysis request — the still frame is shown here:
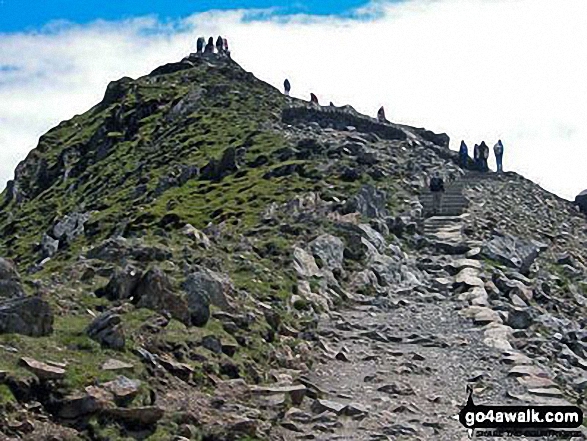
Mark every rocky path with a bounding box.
[273,261,525,440]
[272,172,586,440]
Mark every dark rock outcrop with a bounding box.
[282,106,407,141]
[0,257,25,298]
[576,190,587,214]
[87,310,126,349]
[134,268,190,325]
[0,297,54,336]
[96,265,143,301]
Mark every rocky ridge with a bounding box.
[0,53,586,440]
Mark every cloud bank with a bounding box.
[1,0,586,200]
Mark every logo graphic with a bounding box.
[457,385,583,438]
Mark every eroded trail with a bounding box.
[275,286,523,440]
[273,173,584,441]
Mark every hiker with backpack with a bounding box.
[459,141,468,169]
[429,171,445,215]
[494,140,504,173]
[479,141,490,172]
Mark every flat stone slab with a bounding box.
[311,399,346,414]
[528,387,563,397]
[455,268,484,287]
[508,365,549,378]
[460,307,502,326]
[501,352,532,365]
[482,323,513,351]
[19,357,66,380]
[517,375,557,389]
[451,259,482,271]
[101,358,134,371]
[252,384,307,406]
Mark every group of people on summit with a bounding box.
[459,140,504,173]
[196,36,230,57]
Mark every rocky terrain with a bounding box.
[0,52,587,440]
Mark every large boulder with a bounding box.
[576,190,587,215]
[134,268,190,325]
[0,257,25,298]
[96,265,143,301]
[293,247,321,279]
[336,223,386,261]
[52,212,89,245]
[309,234,345,271]
[342,185,388,219]
[481,233,547,275]
[183,268,234,326]
[0,296,53,336]
[86,310,125,349]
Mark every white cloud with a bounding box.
[1,0,586,200]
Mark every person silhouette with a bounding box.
[377,106,388,123]
[284,79,291,96]
[216,36,224,53]
[204,37,215,53]
[196,37,205,54]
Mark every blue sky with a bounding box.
[0,0,372,33]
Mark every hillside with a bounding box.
[0,52,586,440]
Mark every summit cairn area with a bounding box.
[0,50,586,440]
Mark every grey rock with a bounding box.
[86,310,125,349]
[505,307,534,329]
[184,267,232,310]
[52,212,89,244]
[41,233,59,258]
[135,268,190,325]
[0,257,19,281]
[309,234,345,271]
[482,233,546,275]
[0,296,53,336]
[342,185,388,219]
[202,335,223,354]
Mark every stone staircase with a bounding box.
[419,172,496,254]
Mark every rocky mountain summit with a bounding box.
[1,53,587,440]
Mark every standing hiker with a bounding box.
[216,36,224,53]
[283,79,291,96]
[494,140,504,173]
[459,141,468,168]
[223,38,230,57]
[196,37,205,54]
[429,171,445,215]
[310,93,319,105]
[377,106,388,123]
[473,144,480,171]
[480,141,490,172]
[204,37,215,53]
